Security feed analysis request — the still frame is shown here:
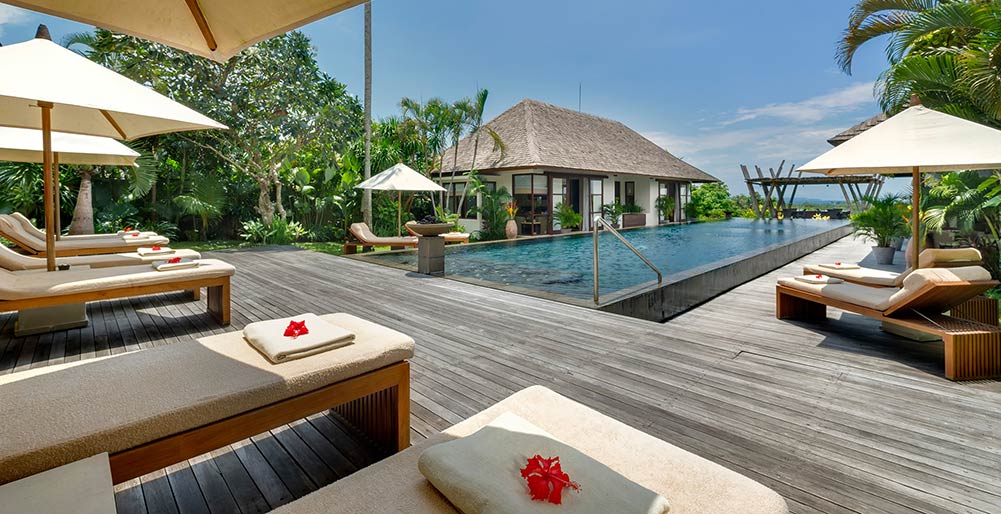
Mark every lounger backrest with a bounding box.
[0,243,41,270]
[885,266,996,315]
[349,222,377,243]
[918,248,982,268]
[0,216,43,251]
[8,212,45,239]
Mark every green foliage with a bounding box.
[601,202,624,225]
[95,202,140,233]
[685,183,737,220]
[555,202,583,230]
[435,205,463,232]
[622,203,643,214]
[240,218,307,244]
[850,194,910,247]
[655,195,676,221]
[468,171,512,240]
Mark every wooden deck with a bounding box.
[2,237,999,514]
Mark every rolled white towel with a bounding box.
[152,258,199,271]
[137,246,175,256]
[243,313,355,363]
[818,262,860,270]
[418,412,671,514]
[123,234,151,241]
[795,274,844,285]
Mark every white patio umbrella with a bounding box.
[798,100,1001,269]
[0,126,140,238]
[356,163,446,236]
[5,0,367,62]
[0,32,226,271]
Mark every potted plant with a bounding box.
[601,202,624,228]
[849,194,909,265]
[504,202,519,240]
[621,204,646,228]
[554,202,583,234]
[655,195,675,223]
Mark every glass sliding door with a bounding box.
[513,174,549,235]
[588,178,603,229]
[551,176,566,232]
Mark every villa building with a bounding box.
[438,99,719,235]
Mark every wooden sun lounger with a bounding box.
[776,279,1001,380]
[344,222,418,254]
[0,225,169,258]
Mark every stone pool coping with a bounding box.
[345,221,853,322]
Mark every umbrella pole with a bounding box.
[40,101,56,272]
[53,152,61,240]
[911,166,920,270]
[398,191,402,237]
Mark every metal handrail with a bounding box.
[593,216,663,304]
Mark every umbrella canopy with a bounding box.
[5,0,366,62]
[799,105,1001,176]
[0,38,227,139]
[799,103,1001,269]
[356,163,447,192]
[357,163,445,236]
[0,126,138,166]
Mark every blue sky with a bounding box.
[0,0,898,200]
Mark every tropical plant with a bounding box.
[601,202,624,226]
[467,171,511,240]
[435,205,462,232]
[174,177,227,241]
[622,203,644,213]
[850,194,910,247]
[686,182,737,220]
[555,202,583,230]
[240,218,307,244]
[655,195,676,222]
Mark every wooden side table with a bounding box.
[0,453,115,514]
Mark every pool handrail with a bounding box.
[593,216,663,304]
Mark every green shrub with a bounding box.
[240,218,307,244]
[555,202,583,230]
[850,194,909,247]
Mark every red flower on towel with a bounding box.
[152,246,161,251]
[131,232,140,237]
[167,257,182,264]
[835,261,842,266]
[284,320,309,339]
[816,274,823,279]
[521,455,580,505]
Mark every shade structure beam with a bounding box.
[183,0,219,51]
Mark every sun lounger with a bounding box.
[345,222,418,254]
[0,313,414,485]
[802,248,983,287]
[776,266,1001,380]
[268,386,789,514]
[404,221,470,244]
[0,259,233,325]
[6,212,159,241]
[0,216,169,257]
[0,241,200,270]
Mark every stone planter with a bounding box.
[622,213,646,228]
[505,219,518,240]
[872,245,896,265]
[408,223,452,237]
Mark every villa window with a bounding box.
[589,178,603,227]
[614,181,621,203]
[678,183,690,221]
[446,180,493,218]
[513,174,549,235]
[624,181,635,206]
[658,182,677,223]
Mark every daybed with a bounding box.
[344,222,417,254]
[270,386,790,514]
[0,259,233,325]
[0,313,414,485]
[0,241,200,270]
[0,215,169,257]
[777,266,1001,380]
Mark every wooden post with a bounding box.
[740,165,761,218]
[397,190,402,237]
[755,166,775,218]
[40,101,56,272]
[788,166,802,209]
[53,152,61,240]
[912,166,921,270]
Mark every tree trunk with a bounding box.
[257,178,275,227]
[362,1,373,226]
[275,180,287,221]
[67,169,94,235]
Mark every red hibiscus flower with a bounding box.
[167,257,182,264]
[520,455,580,505]
[284,320,309,339]
[816,274,823,279]
[152,246,161,251]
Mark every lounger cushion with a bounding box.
[0,259,233,301]
[6,213,157,241]
[802,265,905,287]
[888,266,992,307]
[271,386,789,514]
[0,313,415,484]
[0,217,169,251]
[778,278,898,311]
[918,248,982,268]
[0,244,200,271]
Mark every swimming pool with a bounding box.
[360,218,849,302]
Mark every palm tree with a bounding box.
[456,89,505,214]
[174,177,227,240]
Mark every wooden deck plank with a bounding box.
[0,237,998,514]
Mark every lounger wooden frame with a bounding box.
[0,227,158,258]
[0,275,231,325]
[776,280,1001,380]
[108,360,410,484]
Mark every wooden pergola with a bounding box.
[740,161,884,219]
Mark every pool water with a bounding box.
[366,218,848,299]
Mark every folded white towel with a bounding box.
[137,247,175,256]
[123,234,151,242]
[818,262,860,270]
[418,412,671,514]
[243,313,355,363]
[116,230,141,236]
[795,274,844,285]
[152,258,199,271]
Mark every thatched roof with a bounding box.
[438,99,718,182]
[828,112,888,146]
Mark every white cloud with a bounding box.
[0,4,31,37]
[723,82,876,125]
